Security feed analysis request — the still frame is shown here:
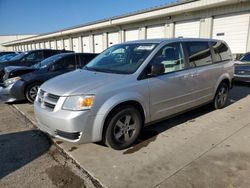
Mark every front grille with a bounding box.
[44,101,56,109]
[56,130,80,140]
[235,70,250,75]
[37,89,60,111]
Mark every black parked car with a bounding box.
[0,53,20,63]
[0,52,98,103]
[0,51,17,57]
[234,52,250,82]
[0,49,72,81]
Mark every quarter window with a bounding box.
[151,42,185,74]
[186,42,212,67]
[211,41,232,62]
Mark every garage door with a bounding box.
[64,39,70,50]
[82,36,91,53]
[50,41,56,49]
[94,34,103,53]
[125,29,139,42]
[40,42,44,49]
[108,32,119,47]
[213,13,250,54]
[72,38,80,52]
[57,40,63,50]
[175,20,200,38]
[35,43,40,49]
[146,25,165,39]
[45,41,50,49]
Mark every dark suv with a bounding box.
[0,52,98,103]
[0,49,72,81]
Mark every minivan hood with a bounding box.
[41,69,126,96]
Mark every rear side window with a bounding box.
[211,41,232,63]
[54,55,77,70]
[44,50,56,58]
[185,42,212,67]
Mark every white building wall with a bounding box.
[0,35,36,51]
[2,1,250,54]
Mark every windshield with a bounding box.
[85,43,157,74]
[32,54,64,68]
[10,52,28,61]
[0,54,18,62]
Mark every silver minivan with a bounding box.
[34,38,234,150]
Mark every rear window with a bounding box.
[211,41,232,63]
[185,42,212,67]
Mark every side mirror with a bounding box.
[149,64,165,76]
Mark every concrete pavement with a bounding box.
[8,84,250,187]
[0,105,97,188]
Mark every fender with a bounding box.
[91,91,149,141]
[213,72,231,96]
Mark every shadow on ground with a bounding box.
[0,130,51,179]
[123,84,250,154]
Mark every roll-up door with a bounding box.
[146,25,165,39]
[72,38,80,52]
[175,20,200,38]
[31,43,35,50]
[50,41,56,49]
[41,42,45,49]
[212,13,250,54]
[94,34,103,53]
[57,40,63,50]
[64,39,70,50]
[125,29,139,42]
[82,36,90,52]
[108,32,119,47]
[45,41,50,49]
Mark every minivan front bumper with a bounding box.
[34,101,104,143]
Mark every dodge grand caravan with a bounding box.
[34,38,234,150]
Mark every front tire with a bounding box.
[104,106,142,150]
[25,83,41,103]
[213,82,229,109]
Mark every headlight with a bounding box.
[62,95,95,111]
[4,77,21,86]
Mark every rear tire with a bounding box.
[104,106,142,150]
[25,83,41,103]
[213,82,229,109]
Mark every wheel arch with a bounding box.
[214,73,231,96]
[91,92,148,142]
[101,100,145,142]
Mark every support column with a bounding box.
[89,34,94,53]
[246,14,250,52]
[119,30,125,43]
[103,32,108,49]
[139,27,146,40]
[69,37,73,51]
[78,36,83,52]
